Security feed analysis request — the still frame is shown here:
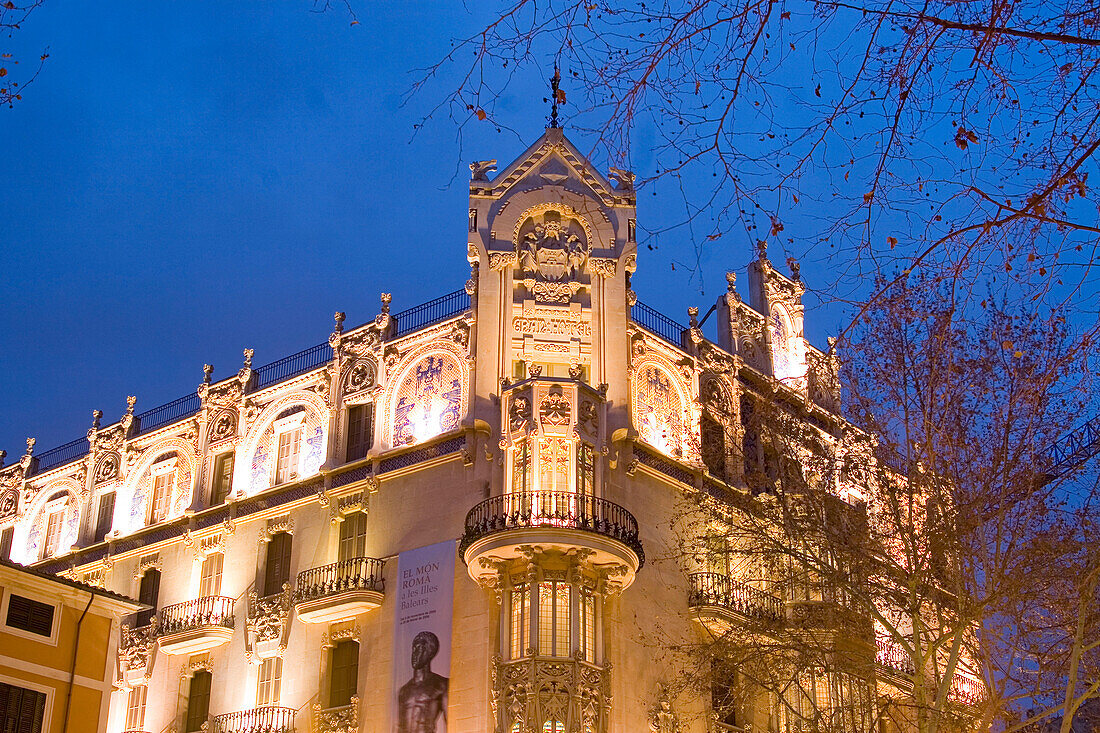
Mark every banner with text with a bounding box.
[392,540,455,733]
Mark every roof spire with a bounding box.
[548,67,562,129]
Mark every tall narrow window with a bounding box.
[136,568,160,627]
[94,492,115,543]
[263,533,293,597]
[199,553,224,597]
[125,684,147,731]
[257,657,282,706]
[0,681,46,733]
[537,439,570,494]
[329,640,359,708]
[512,440,531,494]
[701,414,726,478]
[537,581,570,658]
[712,660,740,729]
[509,583,530,660]
[275,428,301,485]
[185,670,212,733]
[211,452,234,506]
[579,588,597,663]
[338,512,367,563]
[1,526,14,562]
[150,471,175,523]
[43,511,63,558]
[345,404,375,463]
[576,443,594,496]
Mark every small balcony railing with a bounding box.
[875,638,916,675]
[460,491,644,565]
[296,557,385,603]
[160,596,235,635]
[212,707,295,733]
[688,573,784,620]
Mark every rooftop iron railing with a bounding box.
[460,491,644,567]
[631,301,690,347]
[295,557,385,603]
[687,572,784,620]
[391,288,470,336]
[34,438,90,474]
[252,342,334,390]
[134,393,203,436]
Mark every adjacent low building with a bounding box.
[0,559,143,733]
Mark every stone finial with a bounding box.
[24,437,35,456]
[380,293,391,315]
[92,410,102,430]
[243,349,254,369]
[125,395,137,416]
[827,336,837,354]
[726,271,736,293]
[787,256,801,282]
[688,307,700,329]
[0,450,6,469]
[333,312,346,335]
[203,364,214,385]
[756,239,769,262]
[568,362,584,380]
[528,364,543,378]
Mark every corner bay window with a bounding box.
[508,439,595,499]
[506,580,598,663]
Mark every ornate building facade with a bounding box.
[0,127,981,733]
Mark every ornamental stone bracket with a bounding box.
[118,620,158,685]
[312,696,359,733]
[492,657,611,733]
[246,584,293,660]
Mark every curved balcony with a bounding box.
[461,492,643,589]
[213,707,295,733]
[294,557,385,624]
[687,573,783,634]
[157,596,235,655]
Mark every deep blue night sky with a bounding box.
[0,3,840,458]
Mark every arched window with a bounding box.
[392,354,463,445]
[633,364,686,457]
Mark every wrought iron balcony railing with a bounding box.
[687,572,784,620]
[460,491,644,566]
[159,596,235,635]
[875,638,917,675]
[212,707,295,733]
[295,557,385,603]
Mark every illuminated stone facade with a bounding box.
[0,128,979,733]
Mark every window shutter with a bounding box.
[346,405,375,463]
[0,527,13,562]
[94,492,115,543]
[212,453,235,506]
[136,569,160,627]
[0,682,47,733]
[264,533,293,597]
[185,671,212,733]
[329,640,359,707]
[5,595,55,637]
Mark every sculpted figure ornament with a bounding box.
[509,396,532,433]
[470,159,497,181]
[539,386,571,426]
[0,488,16,521]
[609,167,635,192]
